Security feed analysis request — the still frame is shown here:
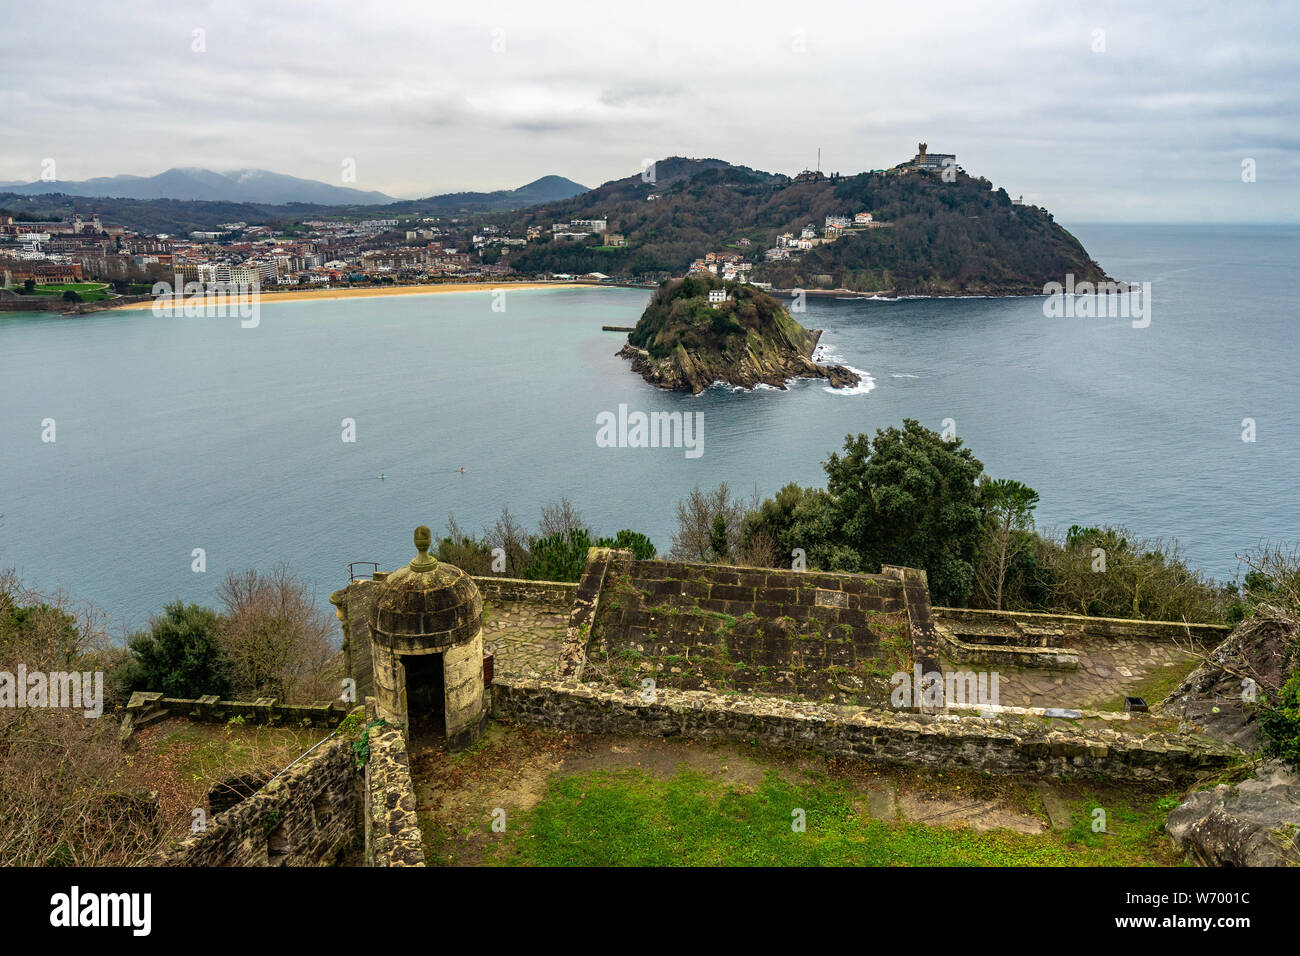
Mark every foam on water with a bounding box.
[823,366,876,395]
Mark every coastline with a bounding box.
[21,277,1142,317]
[106,280,605,311]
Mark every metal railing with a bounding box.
[348,561,379,582]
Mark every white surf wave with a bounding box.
[824,366,876,395]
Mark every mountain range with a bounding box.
[0,168,587,208]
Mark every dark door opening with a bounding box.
[403,652,445,745]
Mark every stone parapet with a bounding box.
[160,731,359,866]
[491,675,1240,784]
[363,714,425,867]
[473,575,577,610]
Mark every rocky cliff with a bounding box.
[619,276,859,394]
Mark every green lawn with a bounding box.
[483,766,1184,867]
[14,282,112,302]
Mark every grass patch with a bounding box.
[13,282,112,301]
[488,766,1182,866]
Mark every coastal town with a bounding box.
[0,207,887,298]
[0,146,964,304]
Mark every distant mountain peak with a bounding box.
[4,167,396,205]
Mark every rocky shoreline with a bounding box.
[617,327,860,395]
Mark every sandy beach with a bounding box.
[109,280,602,311]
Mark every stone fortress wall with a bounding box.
[150,697,423,867]
[156,547,1245,865]
[161,731,359,867]
[580,553,915,704]
[490,676,1238,784]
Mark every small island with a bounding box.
[617,277,860,394]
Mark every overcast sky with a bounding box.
[3,0,1297,222]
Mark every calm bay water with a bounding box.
[2,224,1296,631]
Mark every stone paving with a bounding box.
[482,601,567,678]
[943,636,1203,711]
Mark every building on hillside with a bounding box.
[907,142,957,173]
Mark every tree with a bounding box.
[708,514,730,562]
[124,601,229,698]
[669,483,753,562]
[437,514,494,575]
[824,420,985,605]
[740,483,858,571]
[596,529,657,560]
[980,478,1040,609]
[485,505,532,576]
[22,278,35,294]
[216,566,334,702]
[525,529,593,582]
[538,498,587,539]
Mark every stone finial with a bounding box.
[410,525,437,572]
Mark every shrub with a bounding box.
[526,529,594,582]
[124,601,229,698]
[1259,672,1300,770]
[596,529,657,560]
[216,566,335,702]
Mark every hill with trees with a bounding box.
[618,275,859,393]
[498,156,1109,294]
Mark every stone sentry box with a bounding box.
[368,526,487,750]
